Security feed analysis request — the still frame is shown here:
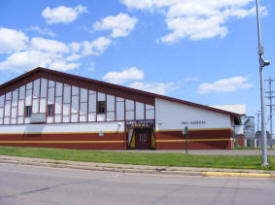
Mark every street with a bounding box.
[0,163,274,205]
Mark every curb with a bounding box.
[202,171,275,178]
[0,159,203,176]
[0,157,274,178]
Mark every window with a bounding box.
[25,106,32,117]
[47,104,54,117]
[97,101,105,114]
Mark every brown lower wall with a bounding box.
[155,129,233,150]
[0,132,127,150]
[0,129,233,150]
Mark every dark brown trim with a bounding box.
[144,102,146,120]
[16,88,19,124]
[31,81,34,116]
[38,78,41,113]
[9,91,13,124]
[123,97,126,121]
[23,84,26,124]
[61,83,64,123]
[53,81,56,123]
[46,79,49,119]
[96,91,98,122]
[3,93,6,124]
[114,96,117,121]
[134,101,136,121]
[86,89,89,122]
[70,85,72,123]
[78,87,80,123]
[104,93,107,121]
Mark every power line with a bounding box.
[265,77,275,148]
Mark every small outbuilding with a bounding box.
[0,67,240,150]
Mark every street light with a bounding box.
[256,0,270,167]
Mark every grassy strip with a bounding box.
[0,146,274,170]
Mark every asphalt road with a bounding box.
[0,163,274,205]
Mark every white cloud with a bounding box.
[94,13,138,38]
[69,42,81,53]
[0,50,54,72]
[26,26,56,37]
[0,27,29,54]
[103,67,144,84]
[31,37,69,53]
[49,61,81,71]
[0,50,81,72]
[0,27,112,73]
[102,66,177,95]
[129,81,176,95]
[42,5,87,24]
[197,76,252,94]
[82,37,112,56]
[66,53,81,61]
[121,0,264,42]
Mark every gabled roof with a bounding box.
[0,67,240,118]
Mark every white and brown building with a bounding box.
[0,67,241,150]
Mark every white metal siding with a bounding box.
[155,98,231,131]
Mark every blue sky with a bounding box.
[0,0,274,120]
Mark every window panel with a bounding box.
[48,87,55,104]
[55,97,62,114]
[126,111,134,120]
[33,79,40,98]
[88,113,96,121]
[40,79,47,97]
[136,102,144,120]
[98,92,105,101]
[19,86,25,100]
[25,106,32,118]
[72,86,79,95]
[88,94,96,112]
[80,88,87,102]
[56,82,63,97]
[107,112,115,121]
[47,104,54,117]
[80,103,87,115]
[126,99,134,111]
[63,86,71,103]
[116,101,124,120]
[107,95,114,111]
[97,101,105,114]
[71,96,79,113]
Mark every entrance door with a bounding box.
[135,128,152,149]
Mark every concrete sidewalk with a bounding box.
[1,155,275,178]
[110,149,275,155]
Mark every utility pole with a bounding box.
[256,111,260,131]
[256,0,270,167]
[265,77,275,148]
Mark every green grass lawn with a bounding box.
[0,146,274,170]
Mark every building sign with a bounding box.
[126,120,155,128]
[181,120,206,125]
